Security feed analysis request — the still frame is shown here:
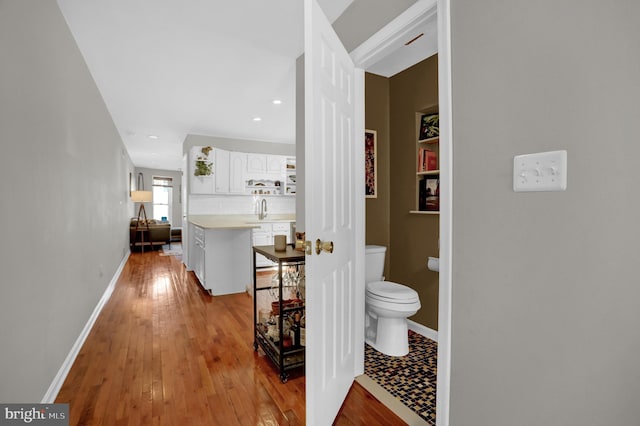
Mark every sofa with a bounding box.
[130,219,171,250]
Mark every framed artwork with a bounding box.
[365,129,377,198]
[419,175,440,211]
[419,113,439,140]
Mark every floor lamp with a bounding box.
[131,189,153,251]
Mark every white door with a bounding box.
[304,0,363,423]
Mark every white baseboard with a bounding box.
[408,319,438,342]
[41,251,130,403]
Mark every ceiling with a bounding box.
[57,0,435,171]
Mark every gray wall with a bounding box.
[0,0,133,402]
[295,55,306,232]
[184,134,295,157]
[449,1,640,424]
[332,0,417,52]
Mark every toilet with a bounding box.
[365,245,421,356]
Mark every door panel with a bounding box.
[229,151,246,193]
[215,148,230,193]
[305,0,358,423]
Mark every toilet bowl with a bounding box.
[365,245,421,356]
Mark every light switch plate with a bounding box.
[513,150,567,192]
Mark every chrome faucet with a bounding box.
[258,197,268,220]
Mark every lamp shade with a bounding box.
[131,190,153,203]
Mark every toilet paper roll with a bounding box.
[427,257,440,272]
[274,235,287,251]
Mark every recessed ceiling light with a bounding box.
[272,99,282,105]
[252,117,262,122]
[148,134,159,139]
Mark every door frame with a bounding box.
[349,1,452,425]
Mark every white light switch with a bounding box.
[513,150,567,192]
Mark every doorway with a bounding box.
[348,0,452,424]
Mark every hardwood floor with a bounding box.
[56,250,405,425]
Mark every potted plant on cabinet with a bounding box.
[194,146,213,176]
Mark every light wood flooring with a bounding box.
[55,249,405,425]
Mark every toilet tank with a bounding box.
[365,245,387,283]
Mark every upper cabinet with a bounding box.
[247,154,285,176]
[266,155,284,174]
[247,154,266,174]
[214,148,230,193]
[189,146,292,196]
[229,151,246,194]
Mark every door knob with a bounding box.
[315,239,334,255]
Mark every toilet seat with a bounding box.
[366,281,419,304]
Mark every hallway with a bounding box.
[55,250,403,425]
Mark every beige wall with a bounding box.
[449,0,640,424]
[365,73,390,275]
[388,56,440,329]
[0,0,133,401]
[364,57,440,330]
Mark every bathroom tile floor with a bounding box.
[364,330,437,425]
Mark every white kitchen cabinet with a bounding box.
[212,149,246,194]
[215,148,230,193]
[266,155,284,174]
[247,154,266,174]
[248,154,284,176]
[252,223,274,267]
[272,222,291,242]
[188,147,294,197]
[252,221,293,267]
[189,222,252,295]
[229,151,246,193]
[191,224,206,283]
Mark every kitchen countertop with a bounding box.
[189,214,296,229]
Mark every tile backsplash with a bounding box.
[189,195,295,216]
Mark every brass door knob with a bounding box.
[315,239,334,255]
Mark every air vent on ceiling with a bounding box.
[404,33,424,46]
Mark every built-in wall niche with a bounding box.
[410,107,439,215]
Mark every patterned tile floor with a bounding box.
[364,331,437,425]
